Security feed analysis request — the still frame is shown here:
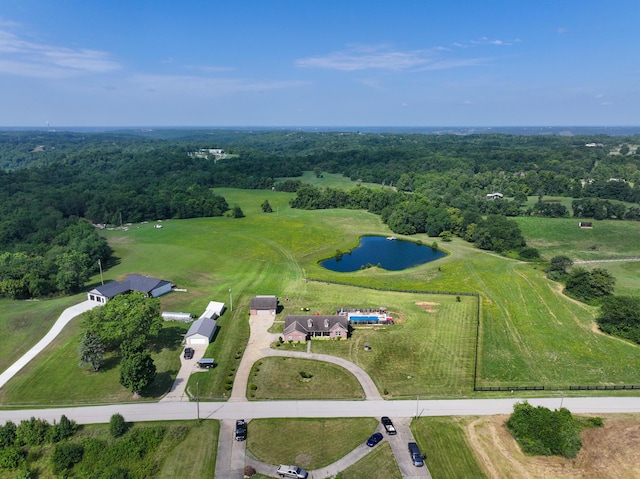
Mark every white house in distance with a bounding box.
[185,301,225,345]
[87,274,173,304]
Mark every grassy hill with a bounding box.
[2,188,640,404]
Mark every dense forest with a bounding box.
[0,129,639,298]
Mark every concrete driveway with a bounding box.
[385,417,433,479]
[161,343,209,402]
[0,300,98,389]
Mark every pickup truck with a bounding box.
[276,464,308,478]
[234,419,247,441]
[381,416,397,435]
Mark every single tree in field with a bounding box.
[232,206,245,218]
[548,255,573,273]
[119,341,156,397]
[261,199,273,213]
[78,331,105,372]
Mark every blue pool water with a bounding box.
[320,236,445,272]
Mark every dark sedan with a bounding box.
[183,347,195,359]
[366,432,384,447]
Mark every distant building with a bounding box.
[87,274,173,304]
[188,148,225,160]
[486,193,504,200]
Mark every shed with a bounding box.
[250,295,278,315]
[201,301,225,318]
[161,312,192,322]
[185,316,218,345]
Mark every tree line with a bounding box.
[1,129,639,297]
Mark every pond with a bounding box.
[320,236,446,272]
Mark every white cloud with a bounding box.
[470,36,515,46]
[296,44,487,72]
[129,74,307,96]
[0,27,120,78]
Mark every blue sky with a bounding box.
[1,0,638,127]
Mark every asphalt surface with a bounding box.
[3,396,640,425]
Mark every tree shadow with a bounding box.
[144,370,178,398]
[151,325,186,353]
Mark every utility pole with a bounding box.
[98,259,104,285]
[229,288,233,312]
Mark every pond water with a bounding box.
[320,236,446,272]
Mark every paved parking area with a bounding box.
[214,419,246,479]
[384,417,433,479]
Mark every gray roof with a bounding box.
[283,315,348,335]
[89,281,131,299]
[250,295,278,309]
[186,317,218,339]
[90,274,171,299]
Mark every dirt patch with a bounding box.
[416,301,439,313]
[295,453,312,468]
[465,414,640,479]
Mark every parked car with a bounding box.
[235,419,247,441]
[408,442,425,467]
[381,416,397,435]
[183,347,194,359]
[276,464,308,478]
[366,432,383,447]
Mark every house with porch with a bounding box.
[283,315,348,342]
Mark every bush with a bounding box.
[51,442,84,474]
[109,413,128,438]
[16,417,49,446]
[0,447,23,469]
[0,421,17,448]
[505,402,583,458]
[244,464,256,477]
[48,415,77,443]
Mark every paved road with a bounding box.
[2,396,640,425]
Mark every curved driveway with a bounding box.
[230,313,381,401]
[0,300,98,390]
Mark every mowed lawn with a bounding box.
[514,216,640,261]
[3,188,640,405]
[246,417,377,470]
[248,357,365,400]
[300,283,478,397]
[412,416,487,479]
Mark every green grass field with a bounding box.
[247,357,365,399]
[339,441,402,479]
[514,216,640,261]
[246,417,377,469]
[3,187,640,405]
[412,417,487,479]
[0,420,219,479]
